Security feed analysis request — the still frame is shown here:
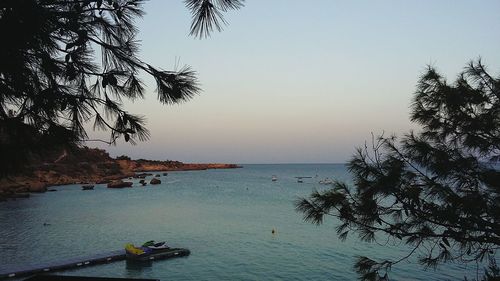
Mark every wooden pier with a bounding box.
[0,248,190,280]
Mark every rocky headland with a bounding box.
[0,147,241,200]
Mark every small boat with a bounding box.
[318,178,334,185]
[82,184,94,190]
[271,175,277,182]
[142,240,169,250]
[125,241,183,261]
[295,176,311,183]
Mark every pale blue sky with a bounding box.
[88,0,500,163]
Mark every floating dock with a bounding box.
[24,275,160,281]
[0,248,190,280]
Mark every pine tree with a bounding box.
[296,60,500,280]
[0,0,243,174]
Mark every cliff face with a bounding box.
[0,147,240,199]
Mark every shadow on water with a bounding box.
[125,260,153,271]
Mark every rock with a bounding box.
[16,186,29,193]
[150,178,161,185]
[155,174,160,177]
[134,173,152,179]
[124,172,136,178]
[10,193,30,198]
[48,189,57,192]
[163,172,168,176]
[28,182,47,193]
[0,189,29,199]
[82,184,94,190]
[107,180,133,188]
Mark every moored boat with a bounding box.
[142,240,169,250]
[125,241,189,261]
[82,184,94,190]
[318,178,333,184]
[295,176,312,183]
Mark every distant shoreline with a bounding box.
[0,147,241,200]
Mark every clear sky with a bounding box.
[88,0,500,164]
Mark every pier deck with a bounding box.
[0,248,190,279]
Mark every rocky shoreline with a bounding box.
[0,147,241,200]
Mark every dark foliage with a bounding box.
[0,0,243,175]
[115,155,131,160]
[296,60,500,280]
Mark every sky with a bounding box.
[88,0,500,164]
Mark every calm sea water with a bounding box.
[0,164,475,280]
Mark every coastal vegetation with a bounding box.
[297,60,500,280]
[0,146,240,199]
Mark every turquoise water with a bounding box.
[0,164,474,280]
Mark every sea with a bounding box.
[0,164,479,280]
